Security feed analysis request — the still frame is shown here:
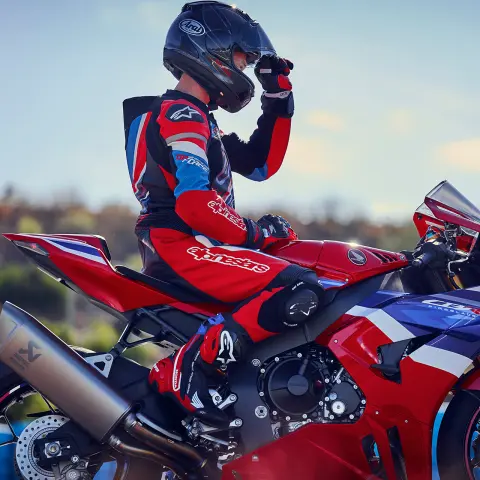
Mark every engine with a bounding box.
[256,345,366,437]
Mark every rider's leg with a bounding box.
[141,229,325,424]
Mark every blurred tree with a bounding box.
[95,204,138,261]
[16,215,43,234]
[124,252,143,271]
[56,208,96,233]
[82,321,119,352]
[0,265,66,321]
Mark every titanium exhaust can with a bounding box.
[0,302,132,442]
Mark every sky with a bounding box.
[1,0,479,223]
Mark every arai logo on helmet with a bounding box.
[179,19,206,36]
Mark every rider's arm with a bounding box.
[221,92,294,182]
[158,100,250,246]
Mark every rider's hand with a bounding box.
[255,55,293,95]
[244,214,297,250]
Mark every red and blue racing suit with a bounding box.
[123,89,320,413]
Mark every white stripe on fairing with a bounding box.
[346,306,414,342]
[43,239,107,265]
[170,140,208,162]
[346,305,377,318]
[409,345,471,377]
[469,286,480,292]
[132,114,148,178]
[367,309,415,341]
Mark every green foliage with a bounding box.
[16,215,43,234]
[82,321,119,352]
[56,209,96,233]
[0,265,66,321]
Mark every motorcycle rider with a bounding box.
[123,1,326,426]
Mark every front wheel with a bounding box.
[437,390,480,479]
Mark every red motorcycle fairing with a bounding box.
[224,313,461,480]
[3,234,408,316]
[268,240,408,286]
[3,233,216,316]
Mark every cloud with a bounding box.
[284,135,343,176]
[438,138,480,172]
[305,110,345,132]
[387,109,415,134]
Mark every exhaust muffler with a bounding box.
[0,302,132,442]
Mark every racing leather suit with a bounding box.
[123,88,324,420]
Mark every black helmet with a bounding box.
[163,1,276,113]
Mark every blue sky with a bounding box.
[1,0,479,222]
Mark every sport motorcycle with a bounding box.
[1,180,480,480]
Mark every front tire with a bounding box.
[437,390,480,480]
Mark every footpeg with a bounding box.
[209,390,238,410]
[183,416,243,439]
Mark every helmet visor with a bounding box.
[235,21,276,64]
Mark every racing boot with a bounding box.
[149,314,245,428]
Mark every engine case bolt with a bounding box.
[332,400,346,415]
[361,400,366,405]
[252,455,259,462]
[234,418,243,426]
[302,414,308,419]
[105,354,113,361]
[255,406,268,419]
[324,397,330,402]
[275,357,280,362]
[285,416,291,421]
[325,378,330,383]
[329,415,335,420]
[229,394,237,401]
[252,359,261,367]
[71,455,79,463]
[272,410,278,416]
[353,385,358,390]
[259,391,265,397]
[297,353,302,358]
[349,414,355,420]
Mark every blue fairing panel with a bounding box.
[380,287,480,358]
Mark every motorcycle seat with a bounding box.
[115,265,220,305]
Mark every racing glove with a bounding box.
[254,55,294,96]
[244,214,298,250]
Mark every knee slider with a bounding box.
[284,287,319,326]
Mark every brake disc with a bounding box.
[15,414,69,480]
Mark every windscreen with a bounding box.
[418,181,480,234]
[426,181,480,223]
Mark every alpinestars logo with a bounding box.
[207,199,246,231]
[216,331,237,365]
[187,246,270,274]
[169,105,202,121]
